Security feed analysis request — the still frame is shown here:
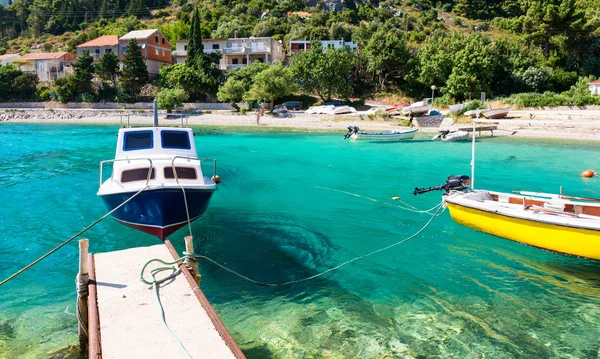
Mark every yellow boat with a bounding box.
[444,190,600,260]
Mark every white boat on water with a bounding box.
[345,126,418,141]
[401,98,432,115]
[431,130,469,142]
[483,107,511,119]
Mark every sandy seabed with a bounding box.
[2,108,600,141]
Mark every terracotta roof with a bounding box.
[589,80,600,85]
[0,54,20,60]
[20,52,70,61]
[77,35,119,48]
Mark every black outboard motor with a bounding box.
[343,126,360,139]
[413,175,471,195]
[344,126,354,139]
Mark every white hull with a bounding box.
[483,107,511,119]
[449,102,470,115]
[351,128,418,141]
[432,130,469,141]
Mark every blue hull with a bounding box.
[99,188,215,240]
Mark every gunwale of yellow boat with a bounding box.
[445,201,600,261]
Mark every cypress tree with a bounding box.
[71,50,95,94]
[186,5,203,69]
[121,39,148,97]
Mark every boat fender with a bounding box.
[211,175,222,184]
[580,170,595,178]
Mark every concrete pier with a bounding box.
[88,241,245,359]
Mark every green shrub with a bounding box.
[155,9,170,18]
[81,92,99,103]
[157,88,189,112]
[38,88,52,101]
[452,18,462,26]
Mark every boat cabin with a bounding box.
[115,127,197,160]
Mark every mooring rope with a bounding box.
[315,186,441,214]
[0,185,151,288]
[140,203,445,290]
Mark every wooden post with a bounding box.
[88,253,100,359]
[77,239,89,352]
[184,236,200,284]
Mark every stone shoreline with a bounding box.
[2,108,600,141]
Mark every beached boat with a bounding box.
[483,107,511,119]
[449,102,471,115]
[97,125,218,240]
[463,109,484,118]
[349,127,418,141]
[305,105,336,114]
[431,130,469,142]
[332,105,357,115]
[401,98,432,115]
[415,119,600,261]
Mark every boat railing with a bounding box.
[99,158,153,188]
[171,156,217,184]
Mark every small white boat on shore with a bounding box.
[449,102,471,115]
[401,98,432,115]
[345,126,418,141]
[431,130,469,142]
[483,107,511,119]
[332,105,357,115]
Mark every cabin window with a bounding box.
[121,168,156,183]
[155,35,159,43]
[162,38,165,44]
[123,130,154,151]
[212,44,219,49]
[164,167,197,180]
[161,130,190,149]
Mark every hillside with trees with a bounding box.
[0,0,599,106]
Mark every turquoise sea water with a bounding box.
[1,123,600,359]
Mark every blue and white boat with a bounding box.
[97,126,218,240]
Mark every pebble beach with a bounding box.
[2,107,600,141]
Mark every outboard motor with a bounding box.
[413,175,471,195]
[344,126,354,139]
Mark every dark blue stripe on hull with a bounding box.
[100,188,215,239]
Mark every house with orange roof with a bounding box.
[589,79,600,96]
[0,54,21,65]
[16,52,77,81]
[76,35,119,60]
[118,29,172,77]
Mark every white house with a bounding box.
[173,37,284,70]
[76,35,119,60]
[289,40,358,55]
[589,80,600,96]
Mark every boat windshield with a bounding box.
[161,130,191,150]
[123,131,154,151]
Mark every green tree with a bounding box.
[95,51,120,87]
[243,63,296,109]
[0,64,38,100]
[157,88,188,112]
[159,63,217,101]
[121,38,148,98]
[70,50,95,94]
[186,5,203,69]
[291,43,355,101]
[362,29,411,90]
[217,77,246,103]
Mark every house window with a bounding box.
[232,58,238,64]
[242,58,247,64]
[122,46,127,54]
[95,49,100,55]
[155,35,159,43]
[106,49,112,53]
[155,48,159,55]
[184,45,187,50]
[162,49,166,56]
[212,44,219,50]
[162,38,165,44]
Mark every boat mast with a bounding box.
[153,99,159,127]
[471,118,476,190]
